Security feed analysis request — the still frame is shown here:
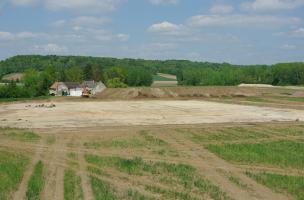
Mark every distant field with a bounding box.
[1,73,24,81]
[153,73,177,81]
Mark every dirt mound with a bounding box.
[292,91,304,98]
[95,87,286,100]
[95,86,304,100]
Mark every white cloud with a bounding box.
[187,14,301,28]
[116,33,129,41]
[45,0,120,13]
[149,0,179,5]
[148,21,186,35]
[71,16,110,27]
[277,27,304,37]
[281,44,296,50]
[210,4,234,14]
[0,31,14,40]
[10,0,38,6]
[32,43,68,53]
[241,0,304,12]
[50,20,66,28]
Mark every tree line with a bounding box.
[0,55,303,98]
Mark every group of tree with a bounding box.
[0,55,303,97]
[177,63,304,86]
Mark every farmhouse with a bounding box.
[49,81,106,97]
[49,82,82,97]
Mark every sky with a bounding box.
[0,0,304,64]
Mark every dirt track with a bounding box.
[0,100,303,129]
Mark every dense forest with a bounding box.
[0,55,303,98]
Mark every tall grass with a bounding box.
[1,128,40,142]
[85,155,233,200]
[206,140,304,169]
[90,176,117,200]
[64,169,83,200]
[26,161,44,200]
[246,172,304,200]
[0,151,29,200]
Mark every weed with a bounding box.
[90,176,117,200]
[246,171,304,200]
[87,166,110,177]
[206,140,304,169]
[64,169,83,200]
[26,161,44,200]
[0,151,29,200]
[127,190,155,200]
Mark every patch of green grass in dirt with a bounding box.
[0,128,40,142]
[246,171,304,200]
[84,130,167,149]
[283,97,304,102]
[152,149,179,157]
[206,140,304,170]
[127,190,155,200]
[0,150,29,200]
[190,127,271,143]
[90,176,117,200]
[45,136,56,145]
[0,96,50,103]
[85,155,232,200]
[245,97,274,103]
[64,169,83,200]
[66,152,79,169]
[26,161,44,200]
[145,185,197,200]
[87,166,111,177]
[228,175,251,191]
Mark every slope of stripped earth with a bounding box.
[0,100,303,129]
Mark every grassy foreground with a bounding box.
[206,140,304,169]
[26,161,44,200]
[246,172,304,200]
[0,151,29,200]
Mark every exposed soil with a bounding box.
[0,100,303,129]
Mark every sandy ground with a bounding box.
[1,100,303,129]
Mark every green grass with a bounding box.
[0,96,50,103]
[206,140,304,170]
[191,127,271,143]
[0,128,40,142]
[64,169,83,200]
[84,130,166,149]
[127,190,155,200]
[245,97,274,103]
[153,75,176,81]
[87,166,111,177]
[286,97,304,102]
[45,136,56,145]
[26,161,44,200]
[0,151,29,200]
[145,185,197,200]
[90,176,117,200]
[84,138,144,149]
[85,155,232,200]
[227,175,251,191]
[246,172,304,200]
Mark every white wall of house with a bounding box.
[69,88,83,97]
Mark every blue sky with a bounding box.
[0,0,304,64]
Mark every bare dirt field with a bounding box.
[0,100,303,129]
[1,87,304,200]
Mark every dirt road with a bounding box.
[0,100,303,129]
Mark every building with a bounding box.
[49,82,82,97]
[50,81,106,97]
